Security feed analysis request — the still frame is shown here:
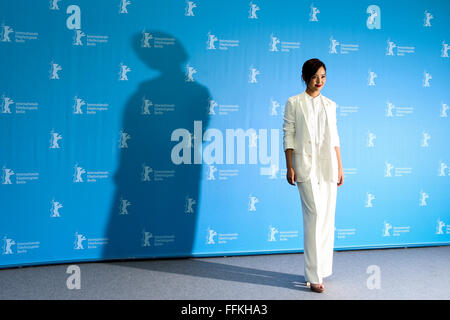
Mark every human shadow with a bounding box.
[110,258,311,292]
[102,31,211,260]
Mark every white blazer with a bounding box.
[283,91,340,183]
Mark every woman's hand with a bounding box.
[286,167,297,186]
[337,167,344,187]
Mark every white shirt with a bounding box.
[305,92,326,151]
[305,92,327,182]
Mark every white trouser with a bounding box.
[297,176,337,284]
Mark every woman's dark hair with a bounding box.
[301,58,326,85]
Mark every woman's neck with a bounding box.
[305,87,320,98]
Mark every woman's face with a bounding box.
[306,66,326,91]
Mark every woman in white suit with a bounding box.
[283,58,344,293]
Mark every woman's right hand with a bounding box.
[286,167,296,186]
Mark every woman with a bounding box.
[283,58,344,293]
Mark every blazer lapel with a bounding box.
[299,93,332,141]
[299,92,313,139]
[320,94,331,124]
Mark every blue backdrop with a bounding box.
[1,0,449,268]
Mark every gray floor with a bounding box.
[1,246,449,300]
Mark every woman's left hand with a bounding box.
[337,168,344,187]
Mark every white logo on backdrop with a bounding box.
[438,161,449,176]
[382,221,392,236]
[140,96,175,115]
[185,196,196,214]
[384,162,412,177]
[185,64,197,82]
[423,71,432,87]
[73,96,85,114]
[382,222,411,237]
[206,227,217,244]
[141,30,153,48]
[386,38,415,56]
[419,190,428,207]
[270,98,281,116]
[205,228,237,244]
[73,30,85,46]
[119,196,131,215]
[269,33,280,52]
[139,164,175,182]
[336,228,357,240]
[367,69,377,86]
[2,235,39,254]
[49,0,62,10]
[248,194,259,212]
[338,104,359,117]
[141,163,153,181]
[208,99,218,115]
[1,166,14,184]
[1,167,37,185]
[49,60,62,79]
[50,199,63,217]
[385,101,413,117]
[119,0,131,14]
[2,236,15,254]
[384,162,394,177]
[185,1,197,17]
[72,96,108,115]
[440,102,449,117]
[49,130,63,149]
[1,23,14,42]
[423,10,433,27]
[73,164,86,183]
[309,4,320,22]
[436,219,448,234]
[67,6,108,46]
[207,99,239,116]
[365,193,375,208]
[329,36,339,54]
[249,1,260,19]
[441,41,449,58]
[118,63,131,81]
[1,94,14,113]
[74,232,87,249]
[119,130,131,148]
[268,226,278,241]
[206,32,239,50]
[206,32,218,50]
[260,161,279,179]
[366,5,381,29]
[269,33,300,52]
[421,131,430,147]
[141,232,151,246]
[249,66,260,83]
[1,22,38,43]
[367,131,376,147]
[141,97,153,115]
[207,165,217,180]
[141,230,153,247]
[386,38,396,55]
[329,36,359,54]
[386,102,395,117]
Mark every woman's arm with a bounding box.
[335,146,344,186]
[283,99,297,185]
[285,149,296,185]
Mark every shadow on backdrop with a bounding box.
[103,31,211,260]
